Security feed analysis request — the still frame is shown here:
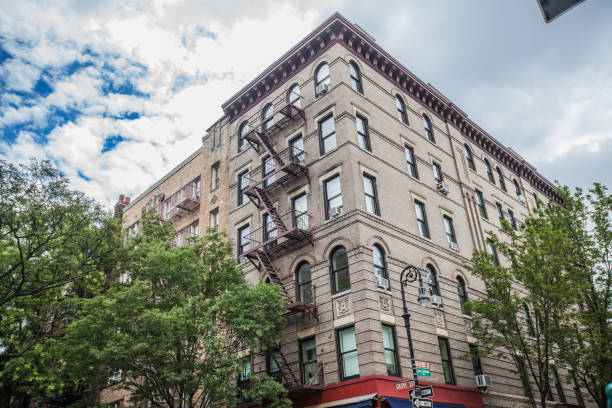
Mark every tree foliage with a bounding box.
[55,214,291,408]
[467,184,611,408]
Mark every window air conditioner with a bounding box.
[329,205,344,218]
[431,295,443,306]
[517,194,526,203]
[376,276,390,290]
[449,242,459,252]
[475,374,492,389]
[316,83,330,96]
[436,181,450,195]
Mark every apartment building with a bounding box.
[111,13,587,408]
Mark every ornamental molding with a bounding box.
[334,295,352,318]
[220,13,558,200]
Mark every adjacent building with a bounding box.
[110,13,587,408]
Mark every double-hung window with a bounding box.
[296,262,312,304]
[457,276,469,315]
[300,338,319,385]
[237,224,250,262]
[290,134,305,164]
[319,115,336,155]
[363,173,379,215]
[423,114,435,143]
[497,167,507,191]
[238,121,249,152]
[382,325,400,376]
[438,337,455,385]
[485,159,495,183]
[486,240,500,266]
[262,103,274,132]
[552,367,567,403]
[496,202,505,224]
[443,215,457,245]
[237,170,249,206]
[237,356,251,400]
[349,61,363,94]
[356,114,371,151]
[426,264,440,298]
[337,326,359,380]
[267,350,282,382]
[464,144,476,170]
[405,145,419,178]
[211,163,220,191]
[508,209,517,230]
[475,190,487,219]
[330,246,350,293]
[262,155,276,187]
[210,209,219,230]
[469,345,483,376]
[433,162,443,183]
[396,95,409,125]
[263,213,277,249]
[414,200,430,238]
[292,193,308,229]
[324,175,342,220]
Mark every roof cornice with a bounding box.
[221,13,559,201]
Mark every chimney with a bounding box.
[114,194,131,219]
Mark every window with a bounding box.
[514,179,523,199]
[496,167,507,191]
[363,173,379,215]
[237,170,249,206]
[426,264,440,297]
[486,240,500,266]
[262,103,274,131]
[443,215,457,245]
[290,134,305,164]
[314,62,330,94]
[485,159,495,183]
[211,163,220,191]
[524,303,535,336]
[546,381,554,401]
[296,262,312,304]
[573,373,585,408]
[457,276,469,315]
[210,209,219,230]
[267,350,282,382]
[382,325,400,376]
[533,192,541,209]
[238,121,249,152]
[287,83,301,108]
[469,345,483,376]
[552,367,566,403]
[508,209,517,230]
[423,114,435,143]
[496,202,505,224]
[464,144,476,170]
[337,326,359,380]
[324,175,342,220]
[292,193,308,229]
[373,244,388,285]
[190,221,199,238]
[432,162,443,183]
[318,114,336,155]
[356,114,370,151]
[300,338,319,385]
[330,246,350,293]
[438,337,455,385]
[404,145,419,178]
[262,155,276,187]
[395,94,408,125]
[237,356,251,400]
[414,200,430,238]
[263,213,277,248]
[349,61,363,94]
[475,190,488,219]
[237,224,250,262]
[192,178,201,199]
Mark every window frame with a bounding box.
[552,366,567,403]
[414,199,430,238]
[373,244,388,281]
[475,190,488,219]
[237,224,250,261]
[486,240,500,266]
[290,134,305,164]
[363,173,380,216]
[314,62,331,94]
[464,144,476,170]
[497,167,507,191]
[426,264,440,297]
[261,103,274,132]
[211,162,220,191]
[299,337,318,385]
[336,325,360,381]
[349,61,363,94]
[457,276,470,315]
[210,208,219,230]
[330,246,350,294]
[295,261,313,304]
[318,114,337,155]
[238,120,249,152]
[508,209,517,230]
[262,155,276,187]
[438,337,456,385]
[292,192,308,229]
[324,174,342,220]
[469,344,483,376]
[287,83,301,108]
[382,324,401,377]
[404,145,419,179]
[514,179,523,198]
[395,94,409,125]
[432,162,443,183]
[496,202,505,224]
[262,212,277,249]
[423,114,435,143]
[485,159,495,183]
[237,169,249,206]
[443,215,457,245]
[356,114,371,151]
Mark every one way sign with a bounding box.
[412,398,433,408]
[410,386,434,399]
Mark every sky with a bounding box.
[1,0,611,209]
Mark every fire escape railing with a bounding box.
[244,146,307,195]
[162,183,200,221]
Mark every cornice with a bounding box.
[220,13,560,202]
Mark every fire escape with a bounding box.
[241,92,324,394]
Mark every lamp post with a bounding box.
[400,264,430,392]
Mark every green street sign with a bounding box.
[416,368,431,377]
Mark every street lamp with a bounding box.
[400,264,430,391]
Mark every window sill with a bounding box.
[462,314,473,319]
[331,289,351,299]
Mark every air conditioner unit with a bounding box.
[376,276,390,290]
[431,295,443,306]
[316,83,330,95]
[449,242,459,252]
[475,374,492,389]
[517,194,526,203]
[329,205,344,218]
[436,181,450,195]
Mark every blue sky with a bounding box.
[1,1,611,208]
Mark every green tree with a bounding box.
[0,159,121,407]
[56,214,291,408]
[466,187,592,408]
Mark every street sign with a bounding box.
[410,386,433,399]
[416,368,431,377]
[415,361,431,369]
[412,398,433,408]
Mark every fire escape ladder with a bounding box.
[254,187,287,233]
[273,346,299,387]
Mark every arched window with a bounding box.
[457,276,470,315]
[395,94,408,125]
[484,159,495,183]
[262,103,274,131]
[464,144,476,171]
[314,62,330,94]
[373,244,388,289]
[496,167,507,191]
[513,179,523,199]
[330,246,350,293]
[238,121,249,152]
[287,84,301,108]
[423,114,435,143]
[426,264,440,298]
[296,261,312,304]
[523,303,535,336]
[349,61,363,94]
